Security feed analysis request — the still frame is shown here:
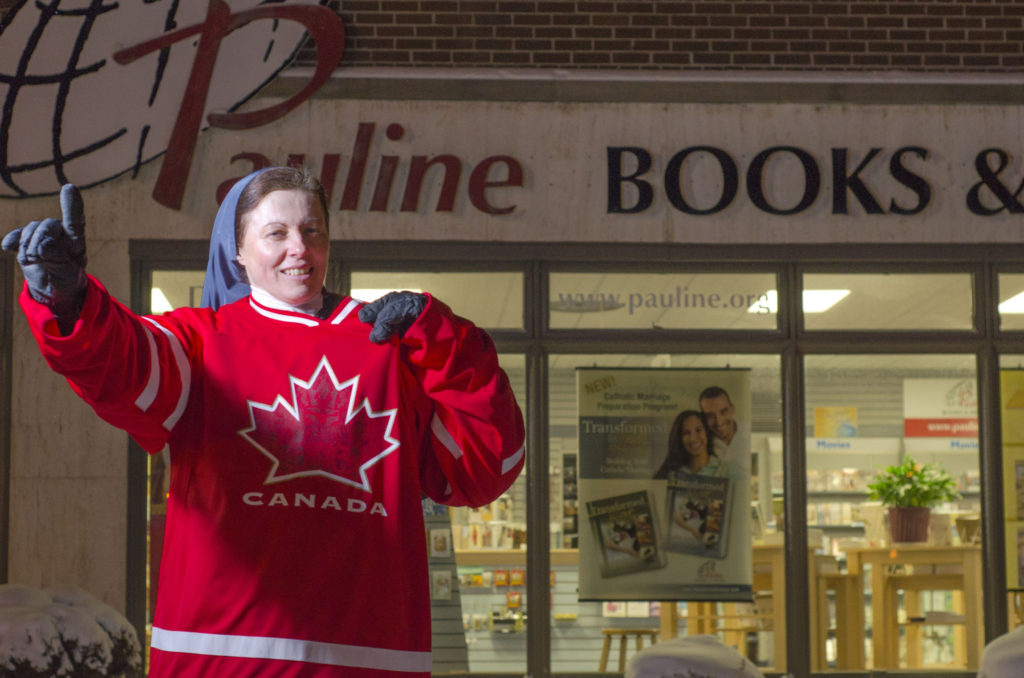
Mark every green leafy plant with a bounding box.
[866,456,961,508]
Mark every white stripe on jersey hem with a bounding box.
[249,299,320,327]
[332,298,361,324]
[150,627,431,673]
[134,325,160,412]
[142,318,190,431]
[431,414,462,459]
[502,442,526,474]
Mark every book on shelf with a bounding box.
[663,471,732,559]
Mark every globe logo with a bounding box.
[0,0,343,208]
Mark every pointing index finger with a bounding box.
[59,184,85,239]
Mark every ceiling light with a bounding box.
[749,289,850,314]
[999,291,1024,314]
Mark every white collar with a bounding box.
[250,284,323,317]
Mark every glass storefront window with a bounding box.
[349,270,530,674]
[804,354,981,671]
[548,353,782,673]
[350,270,524,330]
[548,272,779,330]
[135,250,1018,677]
[152,270,527,332]
[451,353,527,675]
[151,271,205,311]
[802,273,974,331]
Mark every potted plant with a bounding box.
[866,456,961,543]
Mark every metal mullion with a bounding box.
[795,332,986,355]
[526,261,550,678]
[525,343,550,678]
[539,332,787,356]
[993,336,1024,354]
[977,264,1009,641]
[126,257,151,653]
[800,260,982,274]
[782,262,811,678]
[490,336,536,356]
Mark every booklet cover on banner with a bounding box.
[664,471,732,559]
[586,490,667,578]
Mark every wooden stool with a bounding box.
[599,628,659,673]
[882,571,967,668]
[817,571,865,670]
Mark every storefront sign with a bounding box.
[807,437,901,452]
[903,378,978,438]
[0,0,343,208]
[610,145,1024,217]
[903,437,979,453]
[7,39,1024,245]
[167,100,1024,245]
[219,122,523,215]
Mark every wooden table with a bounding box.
[815,569,865,670]
[661,542,819,673]
[459,545,858,672]
[751,542,794,672]
[844,544,983,670]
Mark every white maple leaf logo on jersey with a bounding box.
[238,356,398,492]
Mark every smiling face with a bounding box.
[680,414,710,463]
[699,393,736,444]
[236,189,328,307]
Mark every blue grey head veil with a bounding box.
[200,168,271,310]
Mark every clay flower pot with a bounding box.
[888,506,931,543]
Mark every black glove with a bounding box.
[358,291,427,344]
[1,184,88,331]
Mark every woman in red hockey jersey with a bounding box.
[3,167,526,677]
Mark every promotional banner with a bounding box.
[903,378,978,438]
[814,406,858,438]
[576,367,752,601]
[1000,369,1024,591]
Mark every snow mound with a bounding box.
[0,584,142,678]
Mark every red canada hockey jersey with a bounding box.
[21,277,526,677]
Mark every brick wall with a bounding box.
[295,0,1024,72]
[1,1,1022,73]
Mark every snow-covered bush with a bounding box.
[0,584,142,678]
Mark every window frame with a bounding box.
[128,239,1020,678]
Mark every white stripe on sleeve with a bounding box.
[502,442,526,474]
[431,414,463,460]
[134,325,160,412]
[432,414,524,474]
[142,318,191,431]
